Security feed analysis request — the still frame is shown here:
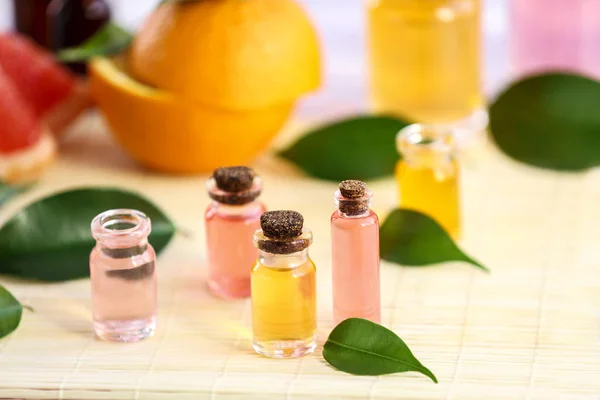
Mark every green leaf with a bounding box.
[57,23,133,62]
[380,209,488,272]
[0,188,175,282]
[279,116,410,181]
[0,183,30,207]
[490,73,600,171]
[323,318,438,382]
[0,285,23,340]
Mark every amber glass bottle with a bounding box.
[14,0,111,74]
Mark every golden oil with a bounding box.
[367,0,484,127]
[251,211,316,358]
[396,124,461,239]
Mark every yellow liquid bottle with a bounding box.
[251,211,317,358]
[367,0,485,131]
[395,124,461,239]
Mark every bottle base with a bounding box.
[253,335,316,359]
[207,276,251,299]
[94,316,156,342]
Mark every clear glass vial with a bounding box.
[396,124,461,239]
[90,209,157,342]
[510,0,600,79]
[205,166,266,299]
[331,180,381,325]
[251,210,317,358]
[367,0,486,134]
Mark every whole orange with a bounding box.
[91,0,321,174]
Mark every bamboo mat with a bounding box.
[0,113,599,400]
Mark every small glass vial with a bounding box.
[510,0,600,79]
[251,211,317,358]
[90,209,157,342]
[367,0,486,134]
[205,166,266,299]
[331,180,381,325]
[396,124,461,239]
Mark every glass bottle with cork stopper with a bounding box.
[395,123,461,239]
[90,209,158,342]
[331,180,381,325]
[251,211,317,358]
[205,166,266,299]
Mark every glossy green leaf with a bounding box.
[0,183,30,207]
[490,73,600,170]
[380,209,488,272]
[323,318,438,382]
[57,23,133,62]
[279,116,410,181]
[0,188,175,282]
[0,285,23,340]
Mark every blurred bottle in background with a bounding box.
[14,0,111,74]
[510,0,600,80]
[366,0,486,134]
[13,0,54,46]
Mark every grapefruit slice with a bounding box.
[0,33,89,135]
[0,66,55,184]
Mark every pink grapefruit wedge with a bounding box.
[0,33,89,135]
[0,66,55,184]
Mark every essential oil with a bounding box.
[367,0,485,132]
[251,210,317,358]
[510,0,600,79]
[205,166,266,299]
[396,124,460,239]
[90,209,157,342]
[331,180,381,325]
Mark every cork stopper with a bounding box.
[261,211,303,239]
[339,180,366,199]
[256,210,311,254]
[213,166,255,192]
[336,180,372,216]
[207,166,262,205]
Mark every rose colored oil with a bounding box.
[205,166,266,299]
[331,182,381,325]
[90,209,158,342]
[205,202,266,299]
[510,0,600,79]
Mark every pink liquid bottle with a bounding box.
[331,180,381,325]
[90,209,158,342]
[510,0,600,79]
[205,166,266,299]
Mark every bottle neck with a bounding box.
[258,248,309,269]
[335,190,373,217]
[396,123,456,170]
[91,209,151,250]
[206,176,263,206]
